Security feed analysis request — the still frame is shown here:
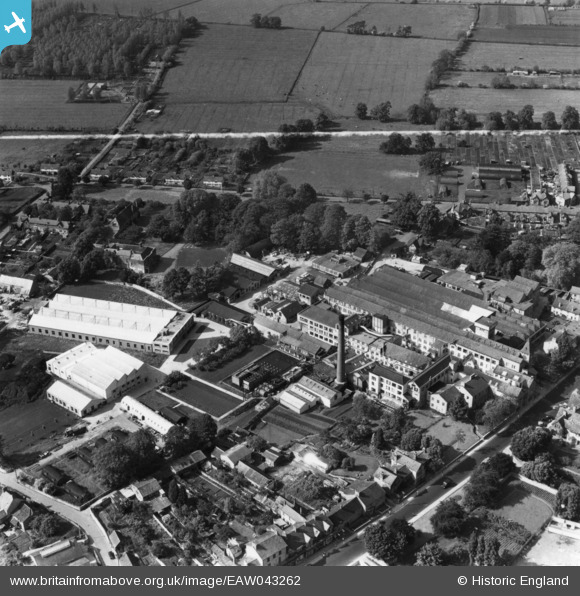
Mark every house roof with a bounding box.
[299,305,340,328]
[12,504,33,525]
[230,253,277,278]
[248,532,287,559]
[370,364,408,386]
[203,301,251,323]
[221,443,253,464]
[0,491,20,515]
[410,355,451,388]
[237,462,270,489]
[298,283,321,299]
[131,478,161,500]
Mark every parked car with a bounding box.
[441,478,455,489]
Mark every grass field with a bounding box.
[90,0,202,16]
[0,81,130,132]
[176,245,228,268]
[550,8,580,26]
[495,485,552,534]
[0,187,44,215]
[338,4,476,40]
[473,25,580,45]
[457,42,580,72]
[269,3,360,30]
[170,0,295,23]
[0,137,72,168]
[264,136,425,197]
[293,33,454,119]
[439,70,580,89]
[431,86,580,118]
[60,283,171,310]
[517,531,580,566]
[478,5,547,27]
[0,400,75,460]
[163,27,318,104]
[136,101,318,134]
[174,377,242,417]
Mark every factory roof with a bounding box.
[48,380,101,412]
[230,253,277,278]
[298,305,340,328]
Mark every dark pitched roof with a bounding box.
[410,355,451,388]
[298,283,321,299]
[370,364,408,386]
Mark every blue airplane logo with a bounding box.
[4,12,26,34]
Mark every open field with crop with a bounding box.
[338,4,476,40]
[163,27,318,104]
[473,25,580,45]
[431,86,580,118]
[457,42,580,72]
[549,8,580,25]
[264,136,426,197]
[169,0,295,23]
[0,187,44,215]
[0,137,72,167]
[439,70,580,90]
[478,5,547,27]
[269,2,360,30]
[293,33,454,119]
[0,81,130,132]
[90,0,202,16]
[136,101,318,134]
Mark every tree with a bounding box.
[370,101,392,123]
[419,151,446,175]
[566,215,580,244]
[355,102,368,120]
[431,499,467,538]
[517,104,535,130]
[391,192,422,231]
[188,413,217,450]
[126,429,159,477]
[320,204,346,250]
[250,13,262,27]
[415,133,435,154]
[56,167,75,199]
[295,118,315,133]
[57,257,81,284]
[521,453,559,488]
[463,465,501,510]
[483,452,515,479]
[448,395,469,421]
[400,428,423,451]
[247,435,267,452]
[321,444,345,469]
[556,483,580,521]
[93,442,135,489]
[484,111,504,131]
[415,542,446,566]
[30,513,61,540]
[561,106,580,130]
[503,110,519,131]
[417,203,441,239]
[542,242,580,289]
[510,426,552,462]
[435,108,457,131]
[468,533,502,566]
[163,267,191,298]
[541,111,559,130]
[364,519,415,563]
[380,134,412,155]
[480,397,516,429]
[457,109,478,130]
[0,353,15,370]
[164,426,191,460]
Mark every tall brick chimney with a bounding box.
[336,313,346,385]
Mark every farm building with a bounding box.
[312,252,359,278]
[47,343,146,402]
[29,293,194,354]
[120,396,175,436]
[108,245,158,274]
[0,273,38,296]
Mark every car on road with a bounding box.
[108,551,116,560]
[415,487,428,496]
[441,478,455,489]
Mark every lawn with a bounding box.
[478,5,547,27]
[0,137,72,170]
[0,80,130,132]
[161,26,318,104]
[337,4,476,40]
[495,485,552,535]
[263,405,334,437]
[473,25,580,46]
[292,33,455,119]
[0,400,75,462]
[264,135,424,197]
[255,421,304,446]
[457,42,580,72]
[176,245,228,268]
[60,283,172,310]
[431,87,580,118]
[173,377,242,418]
[0,186,45,215]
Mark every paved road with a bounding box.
[306,371,579,566]
[0,470,116,566]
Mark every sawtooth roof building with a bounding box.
[325,267,541,374]
[29,293,194,354]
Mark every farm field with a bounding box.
[337,4,476,40]
[457,42,580,72]
[136,101,319,134]
[292,33,454,119]
[431,87,580,118]
[549,8,580,25]
[60,283,172,310]
[161,27,318,104]
[473,25,580,45]
[0,187,44,215]
[268,2,360,30]
[478,5,547,27]
[439,70,580,90]
[169,0,295,24]
[90,0,201,16]
[173,377,242,418]
[0,137,72,167]
[0,81,130,132]
[264,136,425,197]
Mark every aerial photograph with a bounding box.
[1,0,580,572]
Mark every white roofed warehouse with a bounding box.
[28,293,195,354]
[120,396,174,436]
[47,381,101,418]
[46,343,147,402]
